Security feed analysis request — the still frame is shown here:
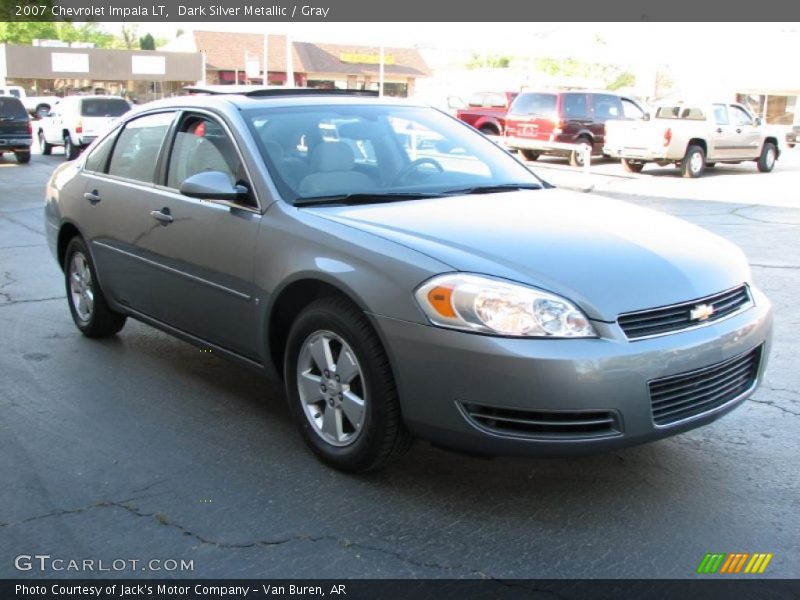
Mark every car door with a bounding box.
[728,104,761,159]
[81,111,179,316]
[588,93,624,147]
[561,93,592,143]
[708,104,737,161]
[42,100,63,144]
[131,111,263,359]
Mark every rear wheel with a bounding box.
[64,237,127,337]
[520,149,540,161]
[284,296,412,472]
[756,142,777,173]
[479,125,498,136]
[621,158,644,173]
[39,131,52,155]
[64,135,80,161]
[681,144,705,178]
[569,138,593,167]
[15,150,31,164]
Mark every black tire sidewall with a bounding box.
[683,145,705,178]
[284,300,396,471]
[758,143,776,172]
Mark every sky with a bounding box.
[101,22,800,90]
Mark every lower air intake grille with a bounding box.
[649,345,762,426]
[460,403,621,439]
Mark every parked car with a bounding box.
[0,85,60,118]
[456,91,518,136]
[0,96,32,164]
[504,90,645,166]
[37,95,131,160]
[45,89,772,472]
[604,102,780,178]
[786,125,799,149]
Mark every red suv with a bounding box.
[456,91,518,136]
[504,91,644,166]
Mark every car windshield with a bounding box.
[244,103,541,203]
[80,98,130,117]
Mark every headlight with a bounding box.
[414,274,596,338]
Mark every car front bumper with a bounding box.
[372,286,772,457]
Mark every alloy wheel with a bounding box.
[296,330,367,447]
[69,252,94,322]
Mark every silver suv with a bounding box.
[45,89,772,471]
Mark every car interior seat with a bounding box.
[299,141,376,196]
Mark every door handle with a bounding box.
[84,190,101,204]
[716,128,723,133]
[150,208,174,224]
[736,128,742,134]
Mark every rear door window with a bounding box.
[509,93,557,117]
[563,93,589,119]
[80,98,130,118]
[107,112,175,183]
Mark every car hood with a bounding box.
[304,189,751,321]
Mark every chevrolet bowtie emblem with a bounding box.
[690,303,715,321]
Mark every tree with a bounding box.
[607,71,636,91]
[0,21,113,47]
[118,24,139,49]
[139,33,156,50]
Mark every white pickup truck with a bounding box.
[603,102,780,178]
[0,85,60,118]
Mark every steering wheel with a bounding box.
[391,157,444,185]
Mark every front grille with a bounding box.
[618,285,751,340]
[649,345,762,426]
[460,403,621,439]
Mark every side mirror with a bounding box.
[754,117,763,126]
[179,171,249,202]
[642,112,650,121]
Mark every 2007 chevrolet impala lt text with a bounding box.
[44,89,772,472]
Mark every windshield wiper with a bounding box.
[443,183,543,195]
[294,192,443,207]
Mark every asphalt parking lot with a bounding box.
[1,145,798,579]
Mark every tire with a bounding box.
[39,131,52,155]
[15,150,31,164]
[569,138,593,167]
[621,158,644,173]
[788,143,796,149]
[681,144,705,178]
[757,142,777,173]
[64,237,127,338]
[479,126,498,136]
[520,149,540,161]
[64,135,80,161]
[284,296,412,472]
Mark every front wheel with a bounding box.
[621,158,644,173]
[681,144,705,178]
[39,131,52,155]
[64,237,127,337]
[284,297,412,472]
[757,142,777,173]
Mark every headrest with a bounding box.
[310,142,355,172]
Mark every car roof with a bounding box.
[140,90,430,113]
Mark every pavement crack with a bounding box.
[0,295,64,307]
[0,271,17,303]
[0,212,45,236]
[749,398,800,417]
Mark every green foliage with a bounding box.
[139,33,156,50]
[465,53,512,70]
[607,71,636,91]
[0,21,114,47]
